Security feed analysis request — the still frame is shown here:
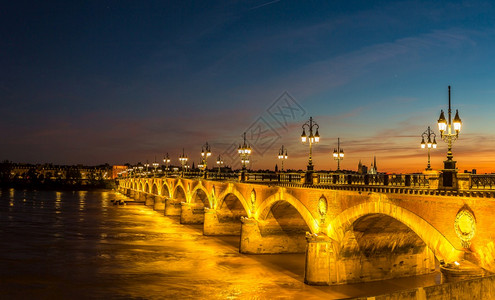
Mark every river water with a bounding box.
[0,189,441,299]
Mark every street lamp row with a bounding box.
[125,86,462,188]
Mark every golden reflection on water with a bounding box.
[78,190,86,211]
[55,191,62,213]
[9,188,14,207]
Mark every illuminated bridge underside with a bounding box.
[119,177,495,285]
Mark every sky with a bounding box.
[1,0,495,173]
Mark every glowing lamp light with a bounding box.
[421,138,426,149]
[453,109,462,133]
[437,110,447,133]
[427,136,433,149]
[314,130,320,143]
[301,129,307,143]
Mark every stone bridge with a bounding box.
[118,176,495,285]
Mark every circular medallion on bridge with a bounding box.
[318,196,327,220]
[454,209,476,248]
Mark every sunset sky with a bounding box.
[2,1,495,173]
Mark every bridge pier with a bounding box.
[239,217,306,254]
[203,208,242,236]
[153,196,166,211]
[164,198,181,216]
[137,191,147,203]
[305,233,333,285]
[144,194,154,206]
[180,202,204,224]
[304,232,438,285]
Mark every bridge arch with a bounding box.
[173,182,188,202]
[326,201,463,263]
[151,183,158,195]
[161,182,171,198]
[144,182,150,193]
[217,186,250,215]
[190,184,211,208]
[257,191,318,234]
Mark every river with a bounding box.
[0,189,441,299]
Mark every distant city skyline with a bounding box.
[2,1,495,173]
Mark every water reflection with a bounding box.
[0,189,441,299]
[55,191,62,213]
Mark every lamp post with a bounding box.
[332,138,344,171]
[179,148,188,177]
[201,142,212,178]
[152,157,159,176]
[437,86,462,188]
[216,155,224,175]
[137,163,143,177]
[278,145,288,172]
[420,126,437,171]
[163,153,171,172]
[144,161,150,177]
[238,132,252,182]
[301,116,320,184]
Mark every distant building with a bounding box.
[357,156,378,174]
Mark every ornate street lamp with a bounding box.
[278,145,288,172]
[216,155,224,174]
[238,132,252,182]
[301,116,320,184]
[332,138,344,171]
[152,156,159,175]
[163,153,171,171]
[179,148,188,176]
[200,142,212,178]
[137,163,143,177]
[437,86,462,188]
[144,161,150,176]
[420,126,437,171]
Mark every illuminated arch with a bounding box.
[161,182,171,197]
[190,183,211,207]
[217,185,250,215]
[256,190,318,234]
[173,181,188,202]
[151,183,158,195]
[144,182,150,193]
[327,201,464,263]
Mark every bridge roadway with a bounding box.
[118,172,495,285]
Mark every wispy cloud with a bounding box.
[249,0,282,10]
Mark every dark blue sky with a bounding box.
[2,0,495,172]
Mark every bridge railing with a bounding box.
[470,174,495,189]
[280,172,304,183]
[123,171,468,191]
[246,173,278,182]
[207,172,239,181]
[315,173,429,187]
